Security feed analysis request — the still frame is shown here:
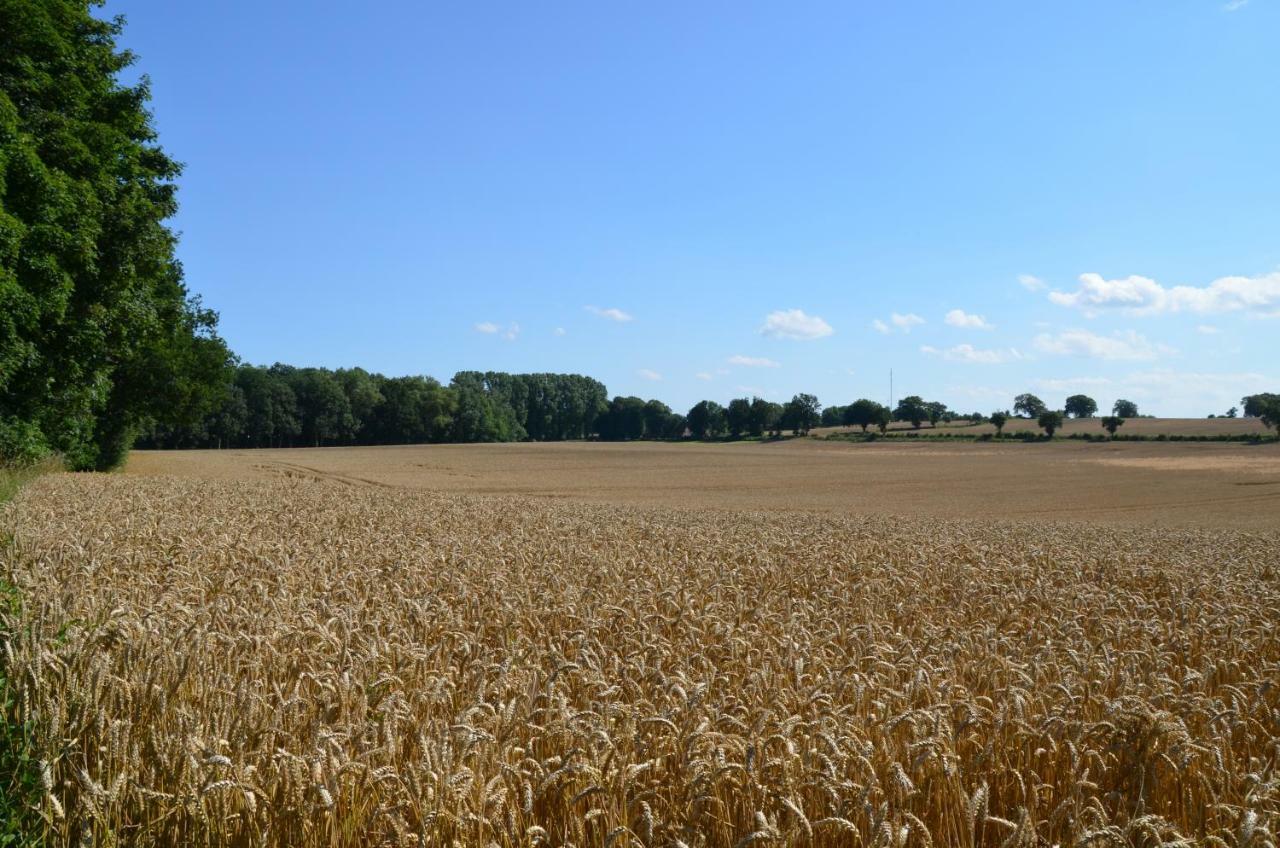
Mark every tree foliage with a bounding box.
[1038,410,1064,437]
[1100,416,1124,436]
[1014,393,1047,418]
[139,367,606,448]
[894,396,929,429]
[1258,396,1280,435]
[1241,393,1278,419]
[686,400,727,440]
[1064,394,1098,418]
[1112,399,1139,418]
[989,411,1008,436]
[749,397,782,438]
[0,2,232,468]
[726,398,752,437]
[843,399,884,433]
[781,393,821,435]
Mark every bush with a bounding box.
[0,419,50,467]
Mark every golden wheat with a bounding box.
[1,472,1277,846]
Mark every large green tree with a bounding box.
[1013,393,1047,418]
[782,393,821,435]
[1112,399,1139,418]
[1064,394,1098,418]
[0,2,231,468]
[894,395,929,429]
[843,398,882,433]
[686,400,726,440]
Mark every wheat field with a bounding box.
[2,467,1278,847]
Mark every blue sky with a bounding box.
[108,0,1278,416]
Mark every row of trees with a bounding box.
[1011,393,1141,420]
[138,367,611,449]
[141,375,851,448]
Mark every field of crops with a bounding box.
[2,466,1277,847]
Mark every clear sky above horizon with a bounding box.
[106,0,1279,416]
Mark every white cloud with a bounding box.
[695,371,713,381]
[638,368,662,381]
[1196,324,1220,335]
[872,319,891,335]
[944,309,994,330]
[728,355,781,368]
[585,305,633,322]
[475,321,518,340]
[1049,271,1280,316]
[1224,0,1249,10]
[948,384,1017,403]
[759,309,834,340]
[920,344,1021,364]
[1018,274,1047,292]
[553,327,566,336]
[1033,328,1174,361]
[890,313,926,333]
[1118,370,1271,410]
[1034,376,1115,393]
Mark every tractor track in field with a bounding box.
[256,461,398,491]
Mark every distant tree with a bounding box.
[1038,410,1064,437]
[378,376,456,443]
[989,411,1009,436]
[844,399,882,433]
[820,405,846,427]
[1014,393,1047,418]
[1101,416,1124,436]
[686,400,727,440]
[642,400,674,439]
[596,396,646,441]
[894,396,929,429]
[335,368,385,442]
[874,406,892,434]
[657,413,687,439]
[726,398,752,438]
[1261,397,1280,436]
[1112,399,1139,419]
[1241,393,1279,418]
[747,397,783,437]
[236,366,301,448]
[781,393,821,435]
[453,384,522,442]
[1064,394,1098,418]
[206,384,248,449]
[289,368,355,446]
[925,401,949,427]
[1226,406,1238,418]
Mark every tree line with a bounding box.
[138,368,611,449]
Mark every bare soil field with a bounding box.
[127,438,1280,530]
[2,470,1277,846]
